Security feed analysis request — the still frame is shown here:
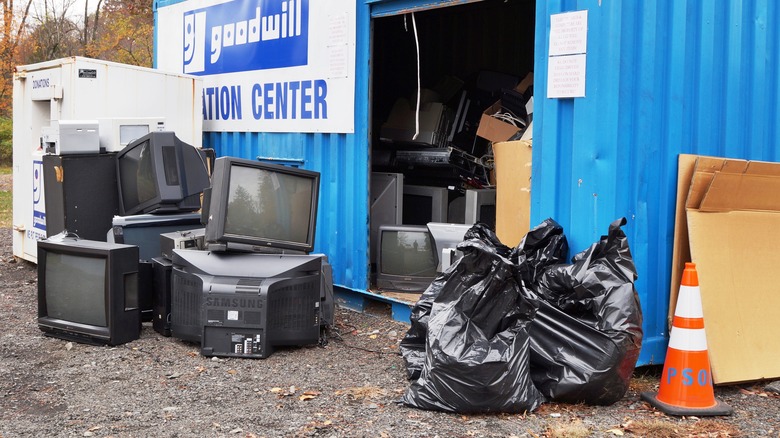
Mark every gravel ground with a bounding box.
[0,225,779,437]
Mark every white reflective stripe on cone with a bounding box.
[668,327,709,351]
[675,285,704,319]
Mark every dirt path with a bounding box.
[0,173,11,192]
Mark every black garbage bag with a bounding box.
[510,218,569,287]
[400,225,545,413]
[527,217,643,405]
[399,224,510,380]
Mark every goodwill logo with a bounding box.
[184,0,308,75]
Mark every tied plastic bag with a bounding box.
[400,225,545,413]
[400,224,512,380]
[510,218,569,286]
[528,217,643,405]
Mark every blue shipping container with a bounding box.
[154,0,780,366]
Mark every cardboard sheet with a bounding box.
[672,154,780,384]
[493,140,532,247]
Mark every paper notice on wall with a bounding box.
[549,10,588,56]
[547,10,588,99]
[547,54,586,98]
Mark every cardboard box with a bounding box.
[493,140,532,247]
[671,154,780,384]
[476,73,533,143]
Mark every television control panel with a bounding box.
[202,327,271,358]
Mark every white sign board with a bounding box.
[547,54,587,98]
[549,10,588,56]
[156,0,356,133]
[547,10,588,99]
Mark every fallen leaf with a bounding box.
[606,429,624,436]
[269,387,284,393]
[299,394,317,401]
[227,369,237,375]
[88,426,102,431]
[369,334,378,339]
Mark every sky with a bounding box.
[30,0,101,21]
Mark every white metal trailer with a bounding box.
[12,57,203,263]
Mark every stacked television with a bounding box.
[38,131,211,346]
[37,135,332,359]
[168,157,333,359]
[370,171,496,294]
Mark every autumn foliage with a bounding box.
[0,0,153,118]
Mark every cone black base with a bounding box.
[640,391,733,417]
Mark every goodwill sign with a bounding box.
[156,0,355,133]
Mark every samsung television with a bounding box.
[376,225,438,293]
[116,131,211,215]
[37,236,141,346]
[402,184,449,226]
[426,222,473,272]
[204,157,320,254]
[169,249,332,358]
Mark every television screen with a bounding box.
[37,237,141,346]
[116,131,210,215]
[376,225,438,293]
[204,157,320,254]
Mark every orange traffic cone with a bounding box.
[641,262,732,416]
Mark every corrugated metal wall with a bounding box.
[533,0,780,364]
[202,131,371,293]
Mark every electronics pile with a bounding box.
[367,71,533,294]
[36,128,333,359]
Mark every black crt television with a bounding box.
[204,157,320,254]
[169,249,330,359]
[37,236,141,346]
[376,224,438,293]
[116,131,211,215]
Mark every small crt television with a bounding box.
[116,131,211,215]
[204,157,320,254]
[37,236,141,346]
[376,225,438,293]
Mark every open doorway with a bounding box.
[368,0,536,291]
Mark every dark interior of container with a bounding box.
[372,0,535,135]
[370,0,535,183]
[368,0,536,287]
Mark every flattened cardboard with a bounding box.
[672,154,780,384]
[493,140,532,247]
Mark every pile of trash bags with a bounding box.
[399,218,643,413]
